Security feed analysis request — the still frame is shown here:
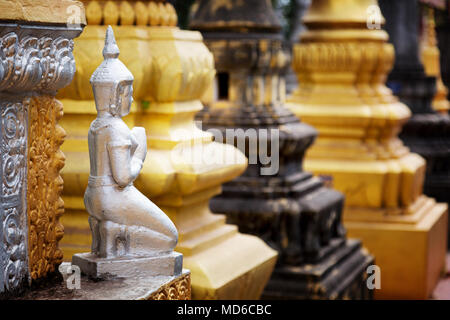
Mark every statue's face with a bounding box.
[119,84,133,117]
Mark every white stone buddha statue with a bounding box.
[83,26,178,259]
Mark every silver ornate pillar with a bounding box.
[0,6,85,296]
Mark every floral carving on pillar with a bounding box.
[27,96,66,280]
[146,271,191,300]
[0,18,83,295]
[1,100,28,292]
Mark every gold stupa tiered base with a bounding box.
[286,0,448,299]
[345,198,447,299]
[184,233,277,299]
[304,157,448,299]
[304,155,425,210]
[421,6,450,114]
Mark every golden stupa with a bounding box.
[287,0,448,299]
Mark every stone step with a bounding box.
[177,224,238,256]
[178,214,226,242]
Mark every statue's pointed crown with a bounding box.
[90,26,134,86]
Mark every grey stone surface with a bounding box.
[72,251,183,279]
[13,265,190,300]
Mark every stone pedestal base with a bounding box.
[399,113,450,248]
[72,252,183,279]
[59,208,278,299]
[262,239,374,299]
[303,155,426,210]
[13,266,191,300]
[185,233,278,300]
[344,201,448,299]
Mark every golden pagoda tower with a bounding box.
[420,6,450,114]
[57,0,277,300]
[287,0,448,299]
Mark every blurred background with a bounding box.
[169,0,450,101]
